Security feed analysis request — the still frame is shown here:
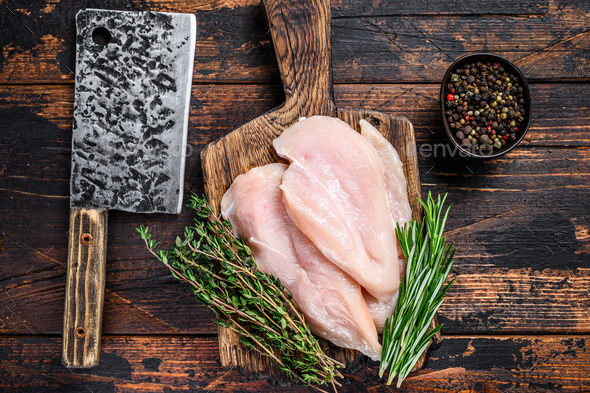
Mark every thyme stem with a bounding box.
[137,194,342,389]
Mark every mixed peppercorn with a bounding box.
[445,60,527,154]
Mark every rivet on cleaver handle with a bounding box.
[63,9,196,368]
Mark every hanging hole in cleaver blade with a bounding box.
[92,27,111,46]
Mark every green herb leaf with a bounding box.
[138,194,342,390]
[379,192,457,387]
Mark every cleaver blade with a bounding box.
[63,9,196,368]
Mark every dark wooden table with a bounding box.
[1,0,589,391]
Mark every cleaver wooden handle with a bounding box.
[263,0,336,116]
[62,207,108,368]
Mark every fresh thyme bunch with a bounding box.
[380,192,457,387]
[137,194,342,391]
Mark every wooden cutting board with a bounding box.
[201,0,439,384]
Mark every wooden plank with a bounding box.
[1,84,588,154]
[331,0,550,17]
[0,2,588,83]
[1,83,590,336]
[1,217,589,336]
[331,14,590,83]
[0,335,588,392]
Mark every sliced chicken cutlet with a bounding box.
[273,116,400,304]
[221,163,382,360]
[360,119,412,227]
[359,119,413,332]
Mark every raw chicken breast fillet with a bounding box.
[221,163,382,361]
[363,259,406,332]
[359,119,413,332]
[273,116,400,304]
[360,119,412,226]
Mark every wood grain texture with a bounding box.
[1,83,590,337]
[200,0,428,384]
[0,0,589,84]
[1,335,589,392]
[331,0,551,17]
[2,83,588,157]
[1,0,590,390]
[62,207,108,368]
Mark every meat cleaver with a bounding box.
[63,9,196,368]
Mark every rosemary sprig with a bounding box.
[137,194,342,391]
[379,192,457,387]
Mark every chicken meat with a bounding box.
[273,116,400,304]
[221,163,382,360]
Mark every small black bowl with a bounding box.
[440,53,532,158]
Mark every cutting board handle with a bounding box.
[263,0,336,116]
[62,207,108,368]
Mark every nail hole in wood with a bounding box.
[369,116,381,127]
[80,233,92,245]
[75,327,86,338]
